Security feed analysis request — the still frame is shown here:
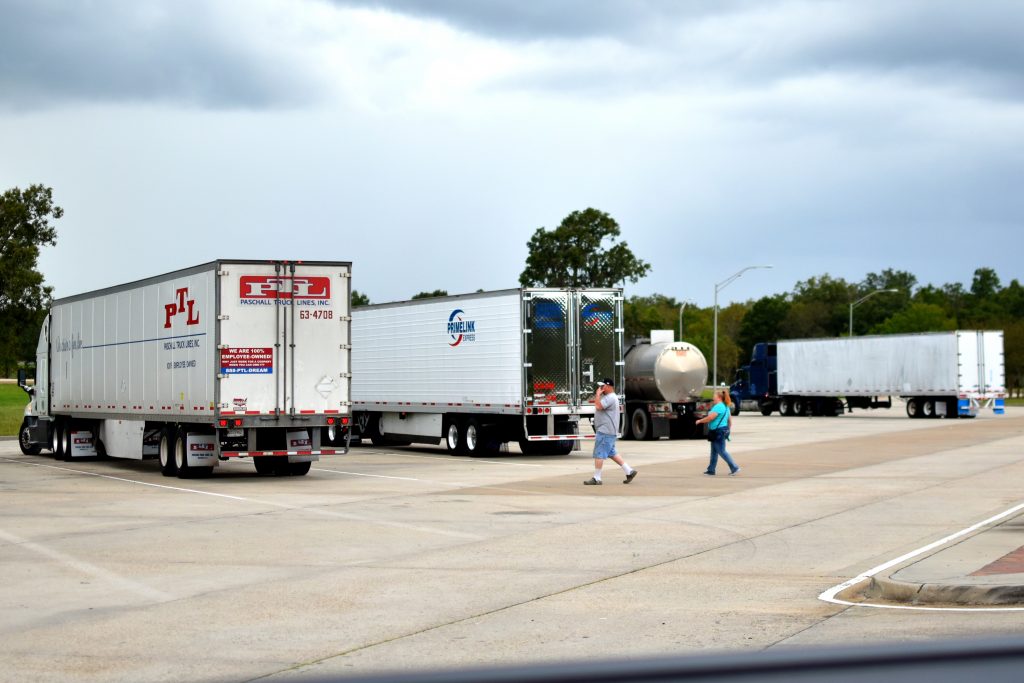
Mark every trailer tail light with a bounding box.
[233,419,243,427]
[341,417,349,425]
[218,419,228,428]
[326,417,335,425]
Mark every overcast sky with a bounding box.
[2,0,1022,307]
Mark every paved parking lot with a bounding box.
[3,408,1024,681]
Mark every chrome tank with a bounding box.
[624,342,708,403]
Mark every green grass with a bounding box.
[1003,397,1024,407]
[0,384,30,437]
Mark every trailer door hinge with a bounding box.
[523,363,532,368]
[217,373,229,379]
[339,272,351,278]
[339,372,352,378]
[339,344,351,350]
[523,329,532,334]
[339,315,352,322]
[217,269,230,276]
[218,314,230,321]
[217,344,229,350]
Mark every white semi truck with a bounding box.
[351,288,624,455]
[731,331,1006,418]
[17,260,353,476]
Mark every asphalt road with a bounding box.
[2,408,1024,682]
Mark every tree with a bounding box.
[737,294,790,359]
[411,289,448,300]
[519,208,650,288]
[0,184,62,375]
[351,290,370,307]
[872,303,956,335]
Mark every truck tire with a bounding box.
[630,407,651,440]
[253,457,280,475]
[792,398,807,416]
[54,420,71,461]
[541,441,575,456]
[906,398,920,418]
[779,397,793,417]
[463,418,482,456]
[445,420,464,455]
[759,402,773,417]
[19,420,41,455]
[159,427,178,477]
[287,461,312,476]
[922,400,935,418]
[174,427,195,479]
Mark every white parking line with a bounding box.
[361,450,546,467]
[2,458,482,540]
[0,527,173,603]
[818,501,1024,612]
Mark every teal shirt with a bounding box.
[709,403,729,430]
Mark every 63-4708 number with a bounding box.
[299,310,333,320]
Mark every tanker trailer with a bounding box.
[623,333,711,440]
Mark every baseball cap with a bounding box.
[596,377,615,387]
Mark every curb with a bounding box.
[863,575,1024,606]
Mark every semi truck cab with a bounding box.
[731,342,777,415]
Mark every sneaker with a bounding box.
[703,471,715,476]
[583,477,602,485]
[729,468,741,476]
[623,470,638,484]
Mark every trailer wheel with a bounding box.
[629,407,651,440]
[19,420,41,455]
[55,420,72,461]
[779,398,793,417]
[287,461,312,476]
[792,398,807,416]
[50,419,62,456]
[906,398,920,418]
[444,420,464,455]
[253,457,280,475]
[174,427,195,478]
[159,427,178,477]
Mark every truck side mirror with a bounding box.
[17,368,34,397]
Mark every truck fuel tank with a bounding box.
[625,341,708,403]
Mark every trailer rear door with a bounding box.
[218,262,351,416]
[523,291,572,408]
[575,291,624,405]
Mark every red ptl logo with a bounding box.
[165,287,200,329]
[240,276,331,299]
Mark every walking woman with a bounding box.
[696,390,740,476]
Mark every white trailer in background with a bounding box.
[753,331,1005,418]
[18,260,353,477]
[351,288,624,455]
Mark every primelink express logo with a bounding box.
[447,309,476,346]
[582,303,613,327]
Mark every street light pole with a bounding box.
[713,265,773,388]
[849,289,899,337]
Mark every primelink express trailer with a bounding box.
[351,288,624,455]
[17,260,352,477]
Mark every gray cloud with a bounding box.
[331,0,751,41]
[0,0,318,109]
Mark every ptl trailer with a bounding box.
[351,288,624,455]
[730,331,1006,418]
[18,260,353,476]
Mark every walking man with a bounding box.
[584,378,638,485]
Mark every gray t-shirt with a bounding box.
[594,392,620,435]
